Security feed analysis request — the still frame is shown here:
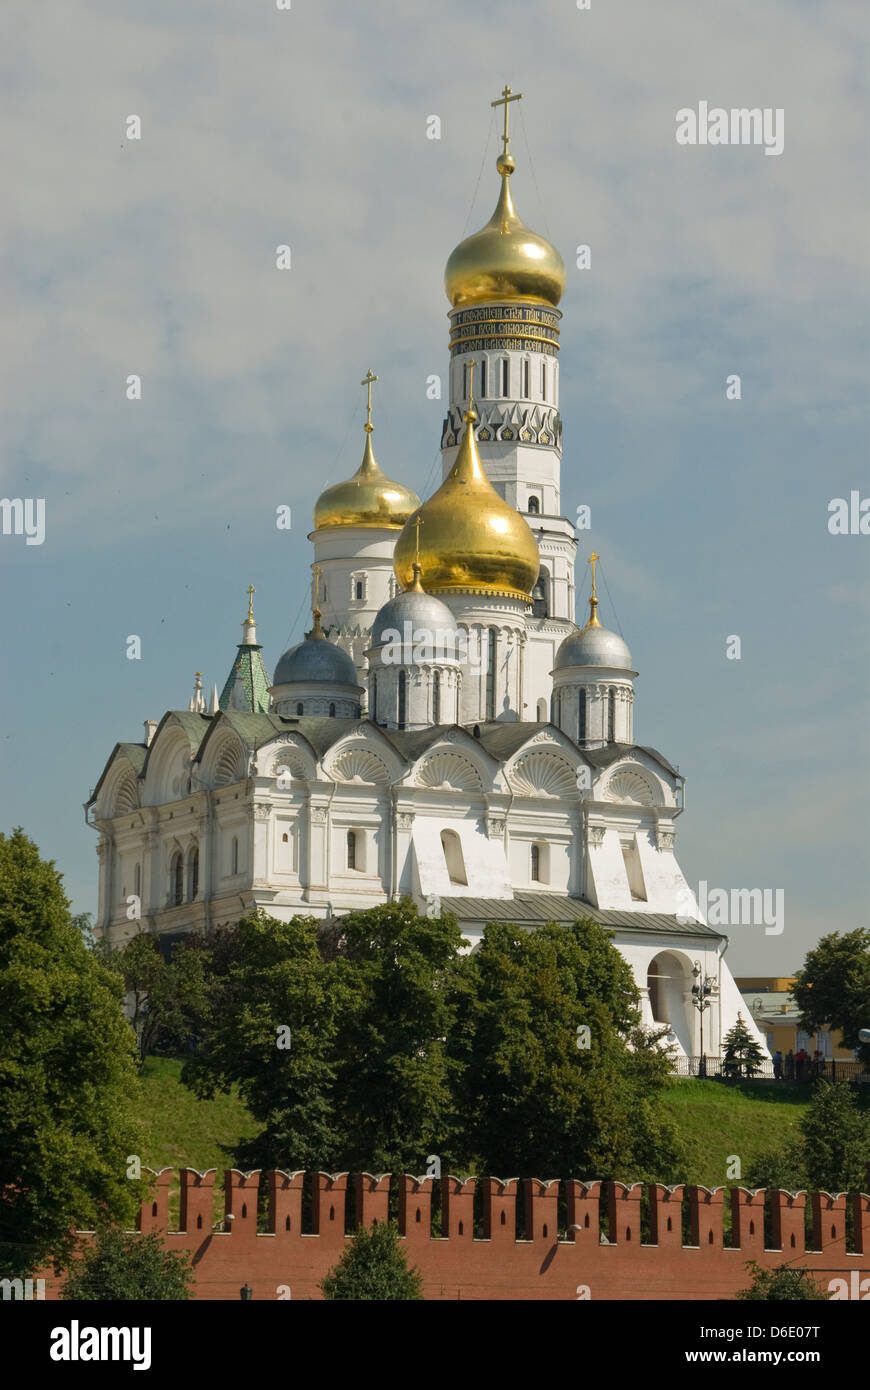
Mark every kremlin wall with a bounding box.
[37,1168,870,1301]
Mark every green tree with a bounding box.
[102,931,210,1059]
[181,911,344,1170]
[0,829,144,1278]
[452,918,685,1180]
[722,1014,766,1078]
[330,899,468,1174]
[792,929,870,1059]
[61,1227,193,1300]
[320,1221,423,1301]
[735,1261,830,1301]
[799,1080,870,1193]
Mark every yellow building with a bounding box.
[735,977,854,1064]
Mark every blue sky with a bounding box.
[2,0,867,973]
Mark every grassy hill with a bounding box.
[137,1059,808,1191]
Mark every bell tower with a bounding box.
[441,87,578,720]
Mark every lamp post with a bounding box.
[691,960,716,1078]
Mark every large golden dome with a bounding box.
[394,404,540,601]
[444,153,566,309]
[314,422,420,531]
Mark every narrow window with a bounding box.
[355,580,363,600]
[371,674,378,720]
[231,836,239,876]
[171,852,183,906]
[296,701,303,715]
[134,862,141,897]
[531,844,541,881]
[608,688,616,742]
[188,846,199,901]
[542,361,547,399]
[485,629,496,720]
[321,581,327,602]
[329,702,336,718]
[398,670,407,729]
[621,838,648,902]
[578,689,586,742]
[479,358,487,397]
[522,359,530,398]
[500,358,509,396]
[347,830,356,870]
[527,495,540,514]
[440,829,467,885]
[432,670,441,724]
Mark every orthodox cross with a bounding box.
[491,84,523,159]
[312,564,322,609]
[246,584,255,622]
[587,551,600,597]
[361,368,378,431]
[413,514,423,569]
[466,357,477,409]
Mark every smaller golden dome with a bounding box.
[394,399,540,601]
[445,153,566,309]
[314,375,420,530]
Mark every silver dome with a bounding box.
[371,588,458,652]
[273,635,360,687]
[555,623,634,672]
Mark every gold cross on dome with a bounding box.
[491,84,523,158]
[246,584,255,621]
[312,564,322,608]
[361,368,378,432]
[413,514,423,568]
[587,552,599,596]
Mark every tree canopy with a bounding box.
[320,1221,423,1301]
[0,829,144,1278]
[792,928,870,1057]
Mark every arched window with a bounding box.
[485,629,496,720]
[440,829,467,886]
[347,830,356,870]
[542,361,548,399]
[527,495,540,515]
[321,581,327,602]
[355,581,363,601]
[231,836,239,876]
[329,702,336,718]
[531,569,549,619]
[171,851,183,906]
[647,961,663,1022]
[398,670,406,729]
[531,844,541,881]
[578,689,587,742]
[522,359,530,398]
[296,701,303,716]
[432,670,441,724]
[134,862,141,897]
[536,697,547,722]
[187,846,199,901]
[500,358,509,397]
[608,688,616,742]
[479,358,487,397]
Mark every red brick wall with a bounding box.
[37,1169,870,1301]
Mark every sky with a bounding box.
[1,0,868,974]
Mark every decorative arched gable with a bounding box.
[509,751,577,799]
[142,728,196,806]
[602,765,662,807]
[327,747,390,785]
[415,752,483,791]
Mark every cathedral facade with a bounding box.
[88,93,764,1067]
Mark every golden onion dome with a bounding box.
[393,403,540,601]
[313,386,420,531]
[444,153,566,309]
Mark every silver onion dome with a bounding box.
[273,634,359,687]
[555,624,634,672]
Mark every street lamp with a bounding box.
[691,960,716,1078]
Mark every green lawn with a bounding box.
[661,1078,809,1188]
[135,1059,808,1192]
[138,1056,257,1173]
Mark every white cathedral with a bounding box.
[88,92,765,1067]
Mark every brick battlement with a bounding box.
[38,1170,870,1301]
